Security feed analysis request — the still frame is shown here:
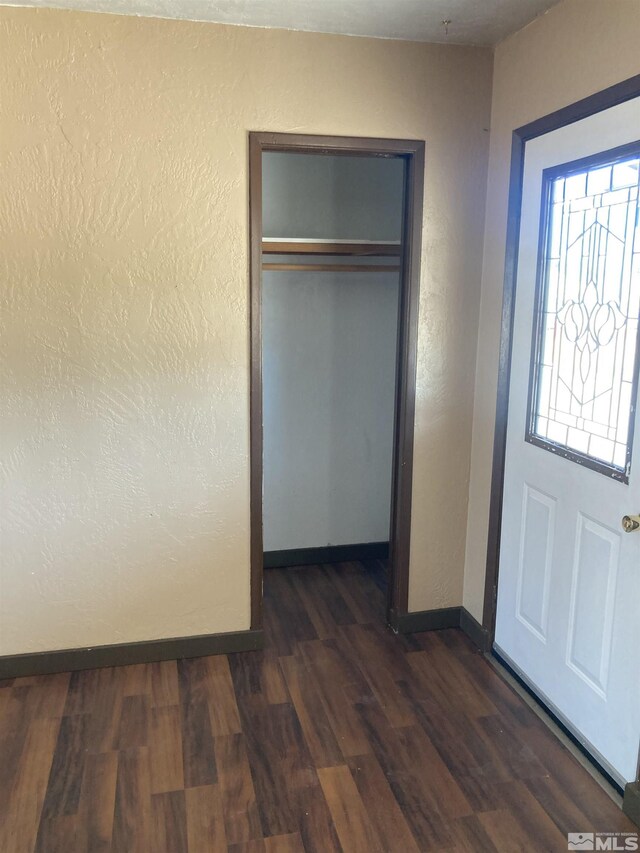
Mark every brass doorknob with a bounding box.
[622,514,640,533]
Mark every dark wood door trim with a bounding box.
[249,131,425,629]
[482,74,640,642]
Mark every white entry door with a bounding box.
[495,97,640,787]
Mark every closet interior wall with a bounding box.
[261,152,404,560]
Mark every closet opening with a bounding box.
[249,133,424,636]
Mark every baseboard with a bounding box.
[0,628,264,679]
[623,782,640,828]
[459,607,491,652]
[264,541,389,569]
[389,605,490,652]
[389,606,462,633]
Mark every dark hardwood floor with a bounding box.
[0,560,635,852]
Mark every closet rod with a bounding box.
[262,239,401,257]
[262,263,401,273]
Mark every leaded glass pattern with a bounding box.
[528,148,640,481]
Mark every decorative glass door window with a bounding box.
[527,142,640,482]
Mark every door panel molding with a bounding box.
[565,514,620,698]
[515,483,555,643]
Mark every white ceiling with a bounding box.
[6,0,561,46]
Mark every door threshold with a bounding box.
[486,649,625,807]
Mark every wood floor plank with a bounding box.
[229,649,289,706]
[473,712,548,782]
[215,732,262,844]
[234,696,341,852]
[237,701,312,837]
[80,751,119,853]
[227,841,266,853]
[228,834,305,853]
[229,651,262,699]
[180,696,218,789]
[111,747,152,853]
[263,832,306,852]
[150,660,180,708]
[114,693,149,750]
[0,683,11,718]
[0,687,34,807]
[63,669,102,716]
[185,785,228,853]
[478,808,542,852]
[521,719,637,829]
[355,698,456,850]
[13,673,71,720]
[34,814,87,853]
[524,773,598,839]
[178,658,218,788]
[299,638,374,758]
[290,565,356,638]
[148,705,185,793]
[397,724,473,819]
[450,814,501,853]
[408,644,499,719]
[86,667,125,756]
[121,663,152,696]
[396,676,509,811]
[0,716,61,853]
[293,780,342,853]
[279,653,344,769]
[479,780,570,852]
[263,569,318,656]
[0,561,633,852]
[314,564,359,626]
[39,713,91,820]
[347,753,421,853]
[340,622,417,728]
[261,654,289,705]
[457,650,537,728]
[151,789,188,853]
[204,656,243,736]
[317,764,384,853]
[324,561,386,625]
[289,567,338,639]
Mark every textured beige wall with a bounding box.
[0,8,492,655]
[463,0,640,622]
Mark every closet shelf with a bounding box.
[262,238,402,257]
[263,262,401,273]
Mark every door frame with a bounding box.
[482,73,640,645]
[482,77,640,794]
[248,131,425,630]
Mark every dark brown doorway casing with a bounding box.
[248,132,425,631]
